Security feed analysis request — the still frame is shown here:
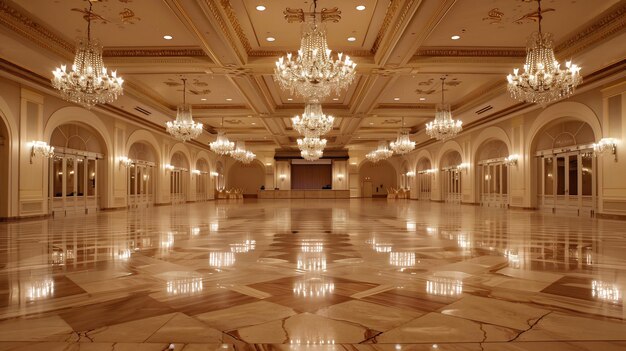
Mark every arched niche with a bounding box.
[129,142,157,163]
[439,150,463,204]
[359,160,397,196]
[416,157,433,200]
[127,141,159,207]
[440,150,462,168]
[227,160,265,195]
[170,151,190,170]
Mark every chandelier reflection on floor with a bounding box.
[425,76,462,141]
[209,117,235,155]
[366,141,393,163]
[51,2,123,108]
[230,140,256,164]
[506,0,581,104]
[274,0,356,100]
[390,117,415,155]
[166,78,203,142]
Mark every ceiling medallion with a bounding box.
[366,141,393,163]
[209,117,235,156]
[507,0,581,104]
[51,2,123,109]
[230,140,256,164]
[166,78,203,142]
[390,117,415,155]
[292,101,334,137]
[274,0,356,100]
[425,77,462,141]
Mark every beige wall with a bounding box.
[359,160,398,195]
[227,161,265,194]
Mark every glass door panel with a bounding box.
[66,157,75,197]
[77,158,85,196]
[568,155,578,196]
[53,156,63,197]
[87,159,96,196]
[544,158,554,195]
[556,157,565,195]
[582,156,592,196]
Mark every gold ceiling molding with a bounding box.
[371,0,404,54]
[0,0,73,59]
[103,48,207,57]
[219,0,253,54]
[415,47,526,57]
[555,2,626,58]
[203,0,245,63]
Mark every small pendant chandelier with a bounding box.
[292,101,334,138]
[507,0,582,104]
[425,77,462,141]
[230,140,256,164]
[297,137,327,161]
[390,117,415,155]
[366,141,393,163]
[51,2,123,109]
[166,78,203,142]
[209,117,235,155]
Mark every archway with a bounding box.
[128,141,158,208]
[440,150,462,204]
[169,151,190,204]
[531,119,596,216]
[228,160,265,197]
[49,123,106,215]
[0,115,9,217]
[475,139,510,208]
[195,157,210,201]
[358,160,397,197]
[416,157,432,200]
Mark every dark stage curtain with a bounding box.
[291,164,332,189]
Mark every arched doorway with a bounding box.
[128,142,158,208]
[399,161,410,190]
[228,161,264,197]
[169,151,189,204]
[49,123,105,215]
[195,158,210,201]
[215,161,225,191]
[440,151,462,204]
[532,119,596,216]
[476,140,509,208]
[416,158,432,200]
[0,116,9,217]
[359,160,397,198]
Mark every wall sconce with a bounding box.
[30,141,54,164]
[406,171,415,177]
[505,154,519,166]
[594,138,618,161]
[337,174,344,181]
[210,171,219,177]
[165,164,175,170]
[265,162,272,166]
[192,169,201,175]
[118,156,132,168]
[279,174,286,181]
[457,163,469,174]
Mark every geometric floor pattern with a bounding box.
[0,199,625,350]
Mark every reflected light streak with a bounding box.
[293,278,335,298]
[297,253,327,271]
[26,279,55,300]
[406,222,416,231]
[191,227,201,236]
[426,276,463,297]
[301,240,324,253]
[389,252,416,267]
[230,240,257,253]
[504,249,520,269]
[209,252,235,267]
[167,277,203,295]
[592,280,622,303]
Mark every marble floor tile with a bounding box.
[195,301,296,331]
[517,312,626,341]
[0,315,73,341]
[315,300,423,332]
[145,313,223,343]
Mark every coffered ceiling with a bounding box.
[0,0,624,152]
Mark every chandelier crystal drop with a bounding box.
[297,136,327,151]
[274,0,356,100]
[506,0,582,104]
[292,101,334,137]
[230,141,256,164]
[51,2,123,109]
[301,148,324,161]
[166,79,203,142]
[425,77,463,141]
[390,117,415,155]
[366,141,393,163]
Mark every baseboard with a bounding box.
[430,199,445,203]
[461,201,480,206]
[0,213,52,222]
[508,206,537,211]
[100,206,127,212]
[596,212,626,221]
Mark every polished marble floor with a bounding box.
[0,199,625,350]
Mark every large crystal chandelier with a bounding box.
[366,141,393,163]
[297,137,326,161]
[390,117,415,155]
[209,117,235,155]
[292,101,334,137]
[301,149,324,161]
[507,0,582,104]
[425,77,462,141]
[166,79,203,142]
[230,141,256,164]
[51,2,123,109]
[274,0,356,100]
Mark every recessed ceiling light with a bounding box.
[163,35,173,40]
[369,122,374,125]
[333,98,339,101]
[356,5,366,11]
[256,5,266,11]
[394,97,400,101]
[451,35,461,40]
[419,97,426,101]
[201,98,207,101]
[251,122,256,125]
[347,37,356,42]
[266,37,275,42]
[287,98,293,101]
[226,98,232,101]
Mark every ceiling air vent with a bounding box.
[134,106,151,116]
[475,105,493,115]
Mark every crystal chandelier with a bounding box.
[274,0,356,100]
[297,137,326,161]
[301,148,324,161]
[366,141,393,163]
[390,117,415,155]
[230,141,256,164]
[507,0,582,104]
[166,79,203,142]
[51,2,123,109]
[292,101,334,137]
[425,77,462,141]
[209,117,235,155]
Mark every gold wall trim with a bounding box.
[103,48,207,57]
[371,0,404,54]
[219,0,253,54]
[203,0,246,63]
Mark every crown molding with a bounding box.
[415,47,526,57]
[103,47,208,58]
